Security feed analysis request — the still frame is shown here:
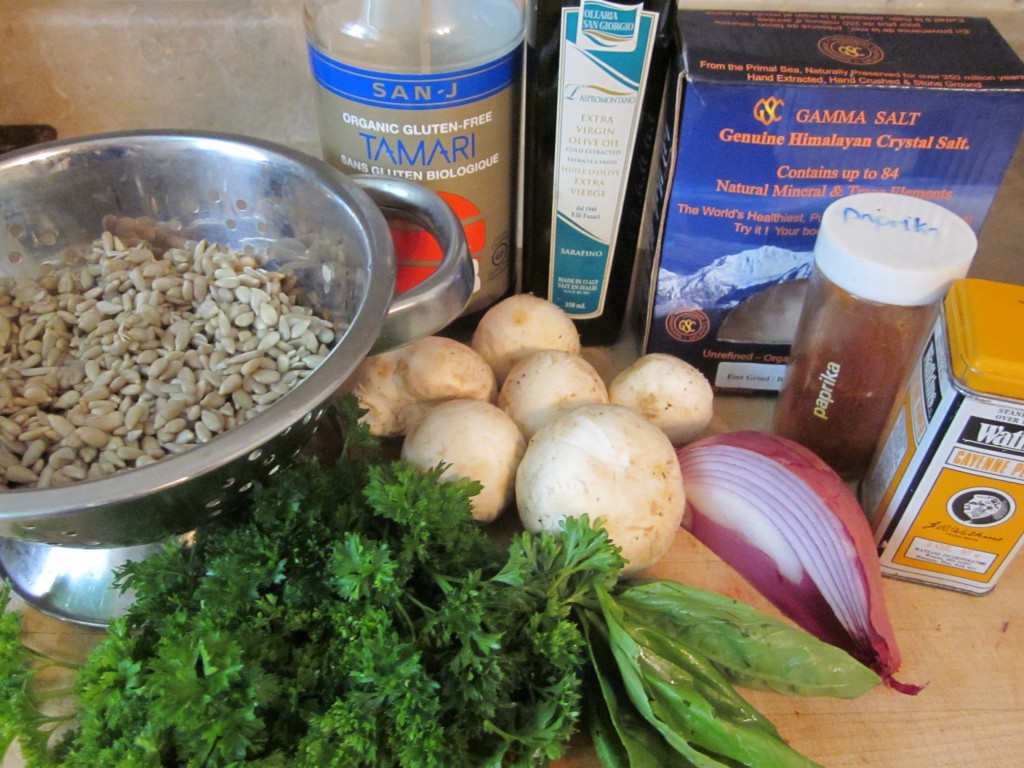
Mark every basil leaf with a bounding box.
[600,587,824,768]
[616,611,780,737]
[616,580,881,698]
[581,611,679,768]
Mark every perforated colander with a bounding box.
[0,130,472,622]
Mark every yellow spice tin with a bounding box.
[861,279,1024,595]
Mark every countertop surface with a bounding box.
[4,3,1024,767]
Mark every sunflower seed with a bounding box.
[1,230,336,489]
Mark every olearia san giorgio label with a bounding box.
[548,0,658,318]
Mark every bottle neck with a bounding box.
[308,0,524,72]
[360,0,427,41]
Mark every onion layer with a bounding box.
[676,431,920,694]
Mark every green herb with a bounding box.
[611,581,882,699]
[0,583,78,764]
[1,583,39,757]
[1,399,880,767]
[575,580,880,768]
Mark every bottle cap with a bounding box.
[813,193,977,306]
[945,278,1024,400]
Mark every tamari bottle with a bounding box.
[304,0,525,318]
[772,193,977,480]
[520,0,677,346]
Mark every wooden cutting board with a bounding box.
[555,527,1024,768]
[554,397,1024,767]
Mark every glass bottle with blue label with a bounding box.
[304,0,525,317]
[521,0,676,345]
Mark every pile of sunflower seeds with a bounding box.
[0,232,336,489]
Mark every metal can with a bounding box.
[861,278,1024,595]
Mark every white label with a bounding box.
[903,537,998,575]
[548,2,657,318]
[714,362,787,391]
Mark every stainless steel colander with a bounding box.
[0,130,473,623]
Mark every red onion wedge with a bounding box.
[676,431,921,694]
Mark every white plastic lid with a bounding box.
[813,193,978,306]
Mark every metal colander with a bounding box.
[0,130,472,623]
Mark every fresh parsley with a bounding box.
[3,405,623,767]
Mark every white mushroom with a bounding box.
[401,399,526,523]
[470,294,581,385]
[609,353,714,446]
[516,403,685,576]
[498,350,608,439]
[346,336,497,437]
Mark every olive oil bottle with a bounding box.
[521,0,676,345]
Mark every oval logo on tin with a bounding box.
[947,487,1016,528]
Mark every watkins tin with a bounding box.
[861,279,1024,594]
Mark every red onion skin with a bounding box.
[678,431,919,693]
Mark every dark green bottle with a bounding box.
[521,0,677,346]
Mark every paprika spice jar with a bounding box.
[772,193,977,480]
